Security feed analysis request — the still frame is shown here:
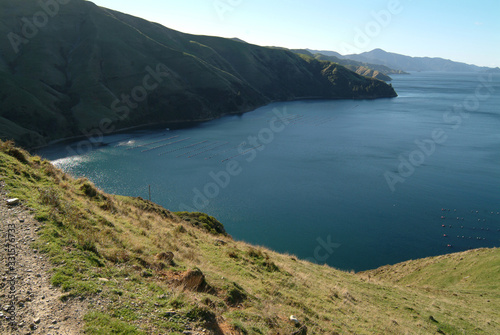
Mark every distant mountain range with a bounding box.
[307,48,497,73]
[293,49,407,81]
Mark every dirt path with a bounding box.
[0,184,87,335]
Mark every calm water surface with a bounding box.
[39,72,500,271]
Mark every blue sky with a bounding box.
[91,0,500,67]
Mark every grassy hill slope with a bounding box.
[0,0,396,149]
[0,141,498,334]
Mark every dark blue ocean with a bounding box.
[39,72,500,271]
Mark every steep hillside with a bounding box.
[0,141,498,334]
[0,0,396,149]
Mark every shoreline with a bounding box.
[32,94,398,152]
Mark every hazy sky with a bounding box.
[90,0,500,67]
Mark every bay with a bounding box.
[38,72,500,271]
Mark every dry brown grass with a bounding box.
[1,142,498,334]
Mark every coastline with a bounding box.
[32,93,398,153]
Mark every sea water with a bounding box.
[38,72,500,271]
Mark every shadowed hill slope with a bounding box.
[0,0,396,149]
[0,141,498,334]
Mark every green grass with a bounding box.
[84,312,145,335]
[0,140,498,334]
[174,211,227,235]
